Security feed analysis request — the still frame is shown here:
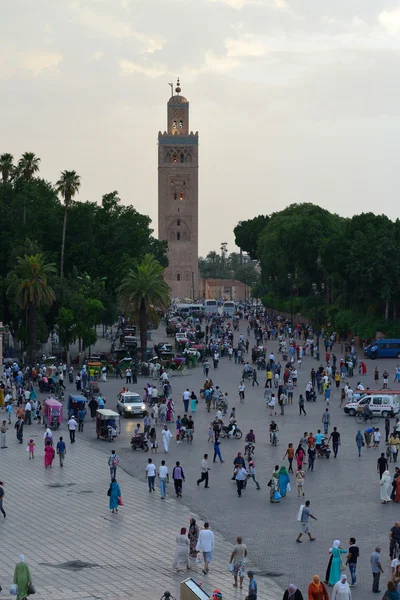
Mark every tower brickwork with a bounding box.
[158,80,199,299]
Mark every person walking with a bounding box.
[370,546,384,593]
[308,575,329,600]
[77,407,86,432]
[283,443,295,473]
[296,468,305,497]
[328,540,347,585]
[1,420,8,448]
[158,459,169,499]
[183,389,190,412]
[68,415,77,443]
[230,536,248,588]
[188,518,199,557]
[252,369,259,387]
[235,464,247,497]
[346,537,359,587]
[298,394,306,416]
[355,430,363,457]
[108,450,119,479]
[246,570,258,600]
[322,409,330,435]
[56,436,66,467]
[173,527,190,572]
[247,460,261,489]
[278,466,290,497]
[13,554,32,600]
[108,478,121,514]
[172,461,185,497]
[213,438,224,463]
[377,452,388,479]
[196,522,214,575]
[14,415,24,444]
[329,427,341,458]
[380,470,392,503]
[146,457,156,492]
[282,584,304,600]
[0,481,6,518]
[331,574,351,600]
[162,425,173,453]
[296,500,317,543]
[197,454,210,488]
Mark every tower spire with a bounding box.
[175,78,181,95]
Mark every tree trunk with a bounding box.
[60,205,68,279]
[139,300,148,361]
[28,304,37,365]
[385,298,389,321]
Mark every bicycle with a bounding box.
[390,539,400,560]
[355,413,379,425]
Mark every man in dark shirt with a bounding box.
[390,522,400,559]
[329,427,341,458]
[346,537,359,587]
[377,453,388,479]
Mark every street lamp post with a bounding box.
[312,282,325,347]
[287,273,297,327]
[269,275,278,314]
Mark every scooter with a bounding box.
[319,439,331,458]
[219,421,243,440]
[130,434,149,452]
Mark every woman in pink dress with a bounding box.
[166,398,174,423]
[44,441,55,468]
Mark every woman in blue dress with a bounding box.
[328,540,347,585]
[278,466,290,497]
[109,478,121,514]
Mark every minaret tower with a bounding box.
[158,79,199,299]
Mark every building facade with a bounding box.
[198,278,251,302]
[158,80,199,299]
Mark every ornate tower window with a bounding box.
[180,153,184,163]
[173,120,177,129]
[177,273,181,281]
[177,219,180,226]
[179,120,183,129]
[173,153,177,163]
[177,232,181,241]
[180,192,184,200]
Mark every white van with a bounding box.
[222,301,235,316]
[344,393,400,417]
[204,299,218,315]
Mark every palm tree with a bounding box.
[55,170,81,278]
[0,153,14,183]
[118,254,170,359]
[17,152,41,224]
[10,254,56,364]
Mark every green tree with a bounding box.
[9,254,56,363]
[0,153,14,183]
[55,170,81,279]
[56,307,76,364]
[17,152,41,225]
[234,215,269,259]
[118,254,170,359]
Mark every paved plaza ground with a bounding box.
[1,321,400,599]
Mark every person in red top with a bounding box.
[307,432,316,448]
[325,352,330,365]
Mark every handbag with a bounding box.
[107,486,111,497]
[10,584,18,596]
[28,581,36,594]
[118,497,124,506]
[228,563,234,572]
[287,482,291,493]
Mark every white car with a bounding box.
[117,392,146,418]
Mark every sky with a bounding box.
[1,0,400,256]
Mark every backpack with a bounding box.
[112,456,118,467]
[107,485,111,497]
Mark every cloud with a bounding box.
[379,6,400,33]
[119,59,166,78]
[0,50,63,79]
[202,51,240,73]
[209,0,260,9]
[226,35,267,57]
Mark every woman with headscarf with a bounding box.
[355,430,363,457]
[328,540,347,586]
[308,575,329,600]
[295,444,304,470]
[173,527,190,572]
[278,466,290,497]
[43,427,53,446]
[383,580,400,600]
[109,478,121,514]
[188,518,199,557]
[381,469,392,503]
[331,574,351,600]
[13,554,32,600]
[282,583,303,600]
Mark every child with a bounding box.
[28,438,35,460]
[208,423,213,443]
[373,427,381,448]
[247,461,260,490]
[296,468,305,497]
[6,403,12,424]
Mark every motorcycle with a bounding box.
[319,439,331,458]
[130,434,149,452]
[242,369,253,381]
[219,421,243,440]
